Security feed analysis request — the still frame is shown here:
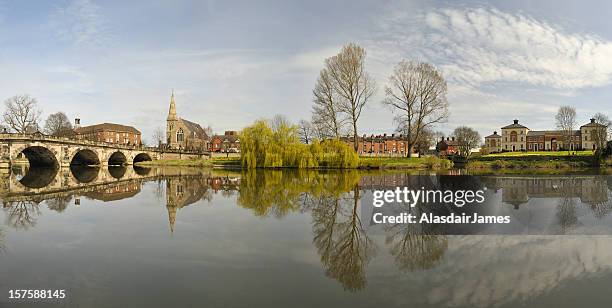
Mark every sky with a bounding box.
[1,0,612,142]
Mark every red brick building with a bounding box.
[209,131,240,152]
[436,137,459,156]
[74,121,141,146]
[341,134,420,156]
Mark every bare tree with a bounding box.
[326,43,376,151]
[453,126,481,157]
[592,113,610,154]
[555,106,576,154]
[383,60,449,157]
[152,127,165,147]
[312,68,345,139]
[3,94,42,133]
[44,112,73,136]
[269,114,291,132]
[298,119,314,144]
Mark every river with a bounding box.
[1,165,611,307]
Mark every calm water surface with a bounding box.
[1,166,612,307]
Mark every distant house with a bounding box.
[210,131,240,153]
[341,133,419,156]
[484,131,502,154]
[74,120,141,145]
[436,137,459,156]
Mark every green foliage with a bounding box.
[239,120,357,168]
[317,139,359,168]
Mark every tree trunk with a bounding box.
[353,122,358,152]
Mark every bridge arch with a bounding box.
[108,166,127,179]
[133,152,152,164]
[17,146,59,168]
[71,149,100,166]
[108,151,128,166]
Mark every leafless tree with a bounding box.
[3,94,42,133]
[312,68,345,139]
[592,113,610,154]
[326,43,376,151]
[152,127,165,147]
[383,60,449,157]
[453,126,481,157]
[555,106,576,154]
[269,114,291,132]
[298,119,314,144]
[44,111,73,136]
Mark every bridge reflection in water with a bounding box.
[1,169,612,298]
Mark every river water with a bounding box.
[1,166,611,307]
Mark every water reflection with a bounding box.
[1,168,612,307]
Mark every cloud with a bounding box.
[50,0,110,47]
[372,7,612,91]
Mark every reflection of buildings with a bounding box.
[84,181,141,201]
[495,177,609,209]
[165,176,213,233]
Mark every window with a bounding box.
[177,129,184,142]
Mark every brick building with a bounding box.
[341,134,420,156]
[209,131,240,152]
[74,120,141,145]
[436,137,460,156]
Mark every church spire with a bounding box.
[167,90,177,121]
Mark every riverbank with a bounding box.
[466,151,612,171]
[136,156,454,170]
[135,158,212,167]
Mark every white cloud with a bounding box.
[372,7,612,91]
[50,0,110,47]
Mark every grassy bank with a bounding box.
[482,150,594,158]
[135,158,212,167]
[467,159,590,170]
[358,156,453,169]
[139,156,454,170]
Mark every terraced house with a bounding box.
[484,118,608,153]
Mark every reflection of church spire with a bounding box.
[167,90,177,121]
[167,203,177,234]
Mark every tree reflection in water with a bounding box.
[238,169,376,291]
[3,201,41,230]
[46,196,72,213]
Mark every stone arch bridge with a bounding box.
[0,133,208,169]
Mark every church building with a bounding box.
[166,91,209,151]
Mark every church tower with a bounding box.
[166,90,179,148]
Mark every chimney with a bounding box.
[513,119,519,124]
[75,118,81,128]
[591,118,596,123]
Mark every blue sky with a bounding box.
[1,0,612,141]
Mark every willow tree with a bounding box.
[382,60,449,157]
